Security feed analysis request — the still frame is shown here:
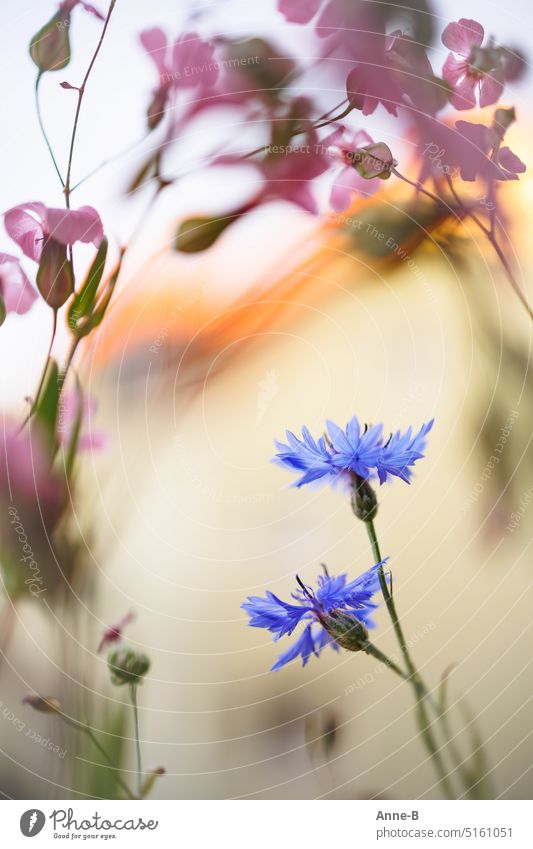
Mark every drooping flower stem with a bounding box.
[129,683,143,797]
[364,514,455,799]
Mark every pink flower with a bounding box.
[442,19,506,110]
[58,390,108,453]
[0,253,37,316]
[140,28,219,128]
[414,113,526,185]
[98,612,135,653]
[4,202,103,263]
[324,128,383,210]
[0,421,67,537]
[278,0,321,23]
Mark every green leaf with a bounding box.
[63,379,83,479]
[68,237,108,331]
[35,358,61,454]
[0,292,6,327]
[72,248,124,338]
[175,215,235,253]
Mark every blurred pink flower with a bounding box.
[98,612,135,653]
[4,202,103,263]
[324,127,382,210]
[442,19,505,110]
[414,113,526,184]
[140,28,218,127]
[278,0,321,23]
[0,421,66,534]
[58,390,108,453]
[0,253,37,316]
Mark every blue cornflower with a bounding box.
[242,562,386,671]
[274,416,434,487]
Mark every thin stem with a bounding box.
[365,517,455,799]
[392,167,447,209]
[82,726,136,800]
[35,74,64,187]
[64,0,117,207]
[362,639,408,680]
[366,519,416,675]
[444,173,533,319]
[130,684,142,797]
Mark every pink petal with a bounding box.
[498,146,526,177]
[442,19,484,56]
[4,202,46,261]
[450,74,477,110]
[140,28,169,77]
[442,53,467,86]
[172,33,218,89]
[0,254,37,314]
[479,70,504,108]
[44,205,104,248]
[278,0,321,23]
[329,166,379,211]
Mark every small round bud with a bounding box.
[322,610,369,652]
[108,646,150,686]
[351,476,378,522]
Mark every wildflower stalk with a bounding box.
[361,639,408,680]
[362,511,455,799]
[129,683,143,797]
[81,725,136,800]
[45,709,136,799]
[64,0,117,209]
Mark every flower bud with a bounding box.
[348,143,396,180]
[351,476,378,522]
[108,646,150,686]
[321,610,368,652]
[140,766,166,798]
[30,12,71,73]
[22,695,62,714]
[36,238,74,309]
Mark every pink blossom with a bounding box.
[0,253,37,316]
[414,113,526,185]
[58,390,108,454]
[0,421,67,536]
[98,612,135,653]
[4,202,103,263]
[140,28,219,128]
[278,0,322,24]
[442,19,506,110]
[323,127,383,210]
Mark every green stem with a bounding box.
[82,726,136,800]
[362,639,408,680]
[64,0,117,208]
[130,684,142,797]
[365,517,455,799]
[35,74,64,187]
